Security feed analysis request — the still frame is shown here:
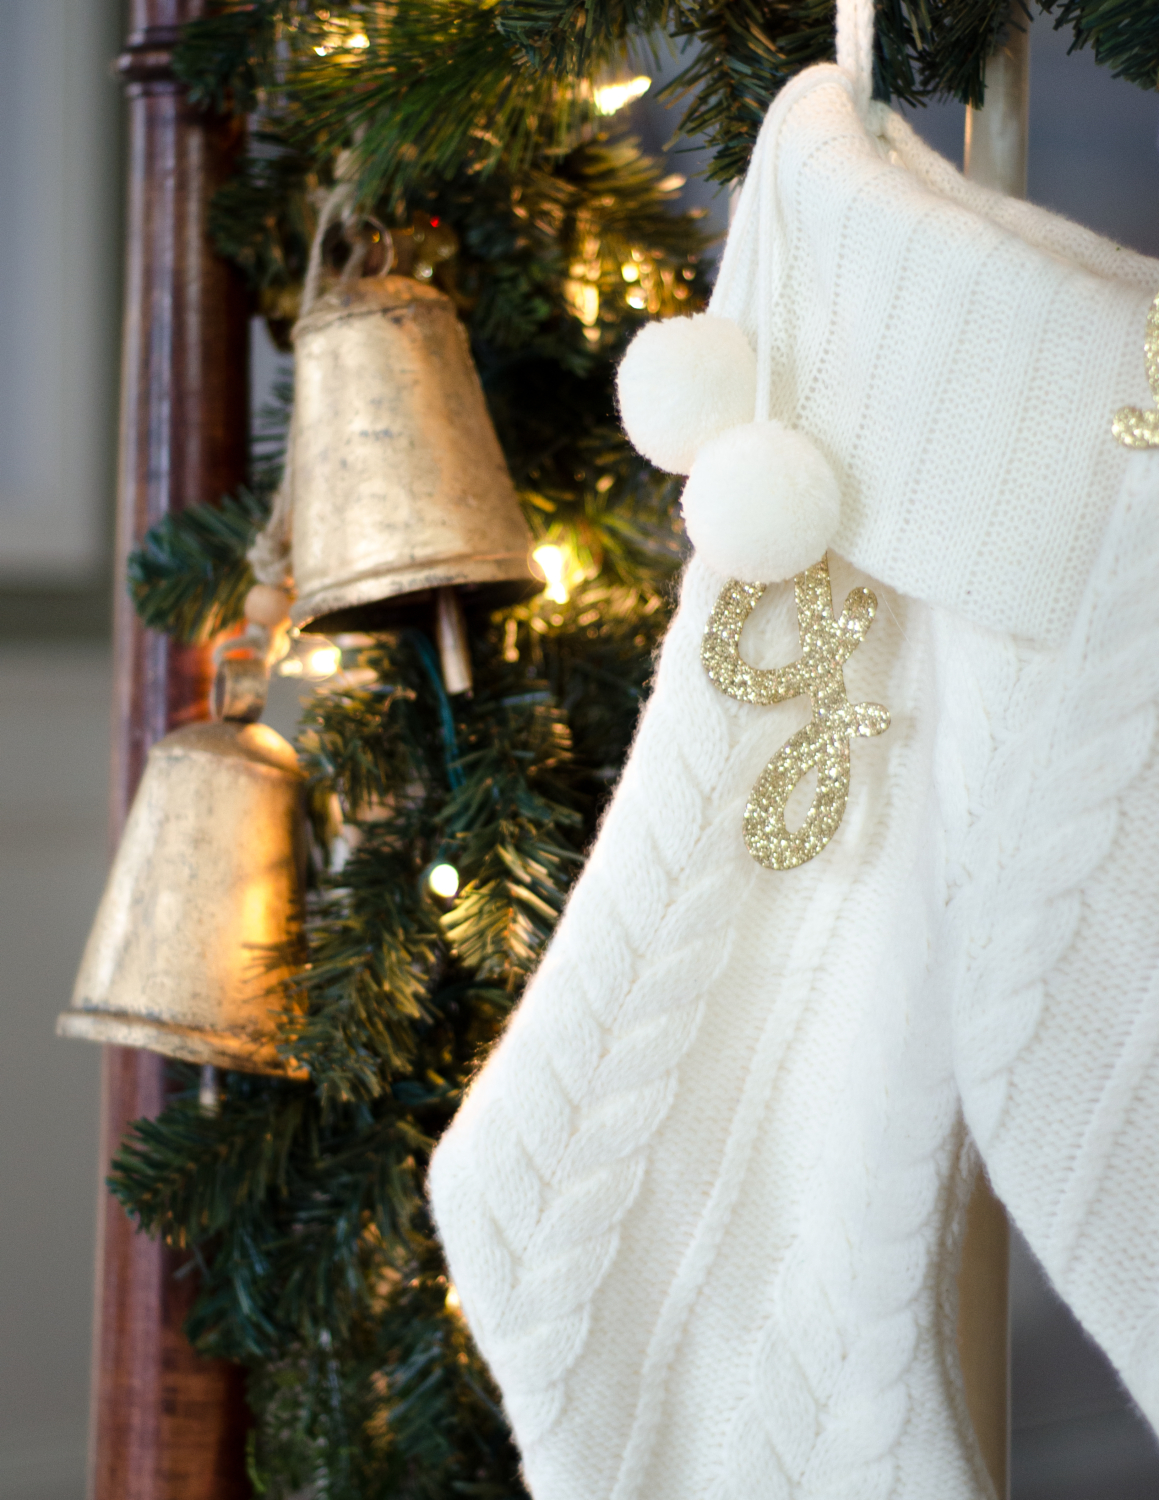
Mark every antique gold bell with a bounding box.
[288,272,536,636]
[57,673,308,1078]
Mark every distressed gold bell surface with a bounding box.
[289,274,536,633]
[57,720,308,1077]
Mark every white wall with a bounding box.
[0,646,109,1500]
[0,0,121,582]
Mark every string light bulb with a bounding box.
[593,76,651,115]
[533,544,570,604]
[307,646,341,678]
[429,863,460,900]
[445,1283,462,1313]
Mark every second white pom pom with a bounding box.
[616,313,756,475]
[681,420,840,583]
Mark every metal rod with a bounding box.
[964,12,1030,198]
[198,1065,221,1115]
[436,587,474,695]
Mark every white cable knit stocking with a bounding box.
[429,30,1159,1500]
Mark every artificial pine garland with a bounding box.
[110,2,1159,1495]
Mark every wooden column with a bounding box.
[955,16,1029,1499]
[89,3,250,1498]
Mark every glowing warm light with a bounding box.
[348,32,369,48]
[593,75,651,115]
[314,45,328,55]
[566,279,599,326]
[445,1283,462,1313]
[533,544,570,605]
[626,293,646,310]
[429,863,460,899]
[307,647,341,678]
[621,263,640,283]
[277,658,304,677]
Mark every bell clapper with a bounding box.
[245,584,294,670]
[199,1064,221,1115]
[245,583,293,629]
[436,588,473,695]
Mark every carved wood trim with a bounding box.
[90,2,250,1495]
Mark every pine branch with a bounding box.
[207,133,314,299]
[1043,0,1159,89]
[127,488,269,644]
[660,0,1021,183]
[283,837,445,1106]
[495,0,677,74]
[288,6,584,205]
[173,1,281,112]
[245,1235,528,1499]
[440,695,585,987]
[109,1077,309,1247]
[110,1069,431,1356]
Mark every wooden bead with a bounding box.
[245,583,292,627]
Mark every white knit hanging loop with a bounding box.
[714,0,876,423]
[299,175,359,320]
[834,0,876,117]
[248,179,349,589]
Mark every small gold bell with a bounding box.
[288,272,535,636]
[57,661,307,1078]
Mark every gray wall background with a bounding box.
[2,8,1159,1498]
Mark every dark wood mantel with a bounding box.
[90,3,250,1496]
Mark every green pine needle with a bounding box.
[126,488,269,645]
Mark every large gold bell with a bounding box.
[289,274,536,634]
[57,718,307,1078]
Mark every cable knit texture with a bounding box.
[429,61,1159,1500]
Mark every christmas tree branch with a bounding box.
[126,488,268,644]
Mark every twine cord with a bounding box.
[248,138,392,592]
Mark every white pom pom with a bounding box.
[681,420,840,583]
[616,313,756,474]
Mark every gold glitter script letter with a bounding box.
[702,557,890,870]
[1113,291,1159,448]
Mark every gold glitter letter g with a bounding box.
[702,557,889,870]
